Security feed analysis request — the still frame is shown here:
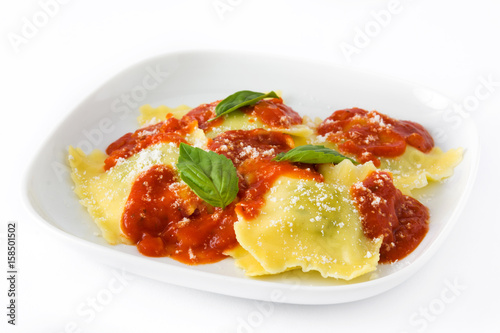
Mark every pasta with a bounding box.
[233,161,382,279]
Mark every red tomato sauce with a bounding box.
[317,108,434,166]
[351,171,429,263]
[121,164,238,264]
[208,128,295,167]
[208,129,323,219]
[104,116,196,170]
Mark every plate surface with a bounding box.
[23,50,479,304]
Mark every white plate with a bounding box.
[23,50,479,304]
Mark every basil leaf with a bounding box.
[273,145,358,165]
[209,90,279,122]
[176,143,238,209]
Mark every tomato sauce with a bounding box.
[208,129,295,167]
[317,108,434,166]
[104,116,196,170]
[122,164,238,264]
[351,171,429,263]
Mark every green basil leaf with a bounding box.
[176,143,238,208]
[209,90,279,122]
[273,145,358,165]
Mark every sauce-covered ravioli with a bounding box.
[310,108,463,194]
[308,138,463,194]
[69,142,180,244]
[233,160,382,280]
[139,100,313,140]
[205,110,313,139]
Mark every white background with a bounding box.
[1,0,499,332]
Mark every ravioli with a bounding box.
[138,104,191,126]
[205,110,313,139]
[139,104,313,140]
[233,160,382,280]
[69,143,181,244]
[379,146,463,193]
[307,137,463,194]
[224,246,270,276]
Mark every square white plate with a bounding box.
[23,50,479,304]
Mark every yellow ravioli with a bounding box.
[206,110,313,139]
[138,104,192,126]
[224,246,270,276]
[306,134,463,194]
[379,146,463,193]
[68,142,181,244]
[139,102,313,140]
[234,160,382,280]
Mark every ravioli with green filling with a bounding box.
[379,146,463,193]
[204,110,313,139]
[233,160,382,280]
[307,137,463,194]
